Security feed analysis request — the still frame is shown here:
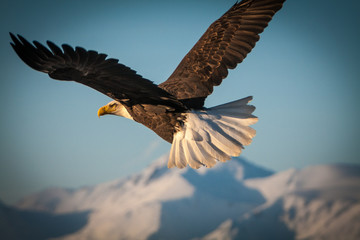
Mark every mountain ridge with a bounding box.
[1,156,359,240]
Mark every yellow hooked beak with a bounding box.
[97,105,110,118]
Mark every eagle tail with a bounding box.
[168,96,258,169]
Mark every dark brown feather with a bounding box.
[125,104,184,143]
[9,33,185,111]
[159,0,285,99]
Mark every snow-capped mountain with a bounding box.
[202,164,360,240]
[1,156,359,240]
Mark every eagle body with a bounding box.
[124,103,185,143]
[10,0,286,169]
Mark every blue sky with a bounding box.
[1,0,359,204]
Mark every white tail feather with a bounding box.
[168,96,258,169]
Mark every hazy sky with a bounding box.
[1,0,359,204]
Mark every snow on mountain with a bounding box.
[14,155,273,240]
[2,156,359,240]
[202,164,360,240]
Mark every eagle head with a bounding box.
[97,100,133,120]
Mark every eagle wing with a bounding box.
[10,33,183,109]
[159,0,285,99]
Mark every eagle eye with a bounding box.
[109,102,117,108]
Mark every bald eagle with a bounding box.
[10,0,285,169]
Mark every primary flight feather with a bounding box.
[10,0,286,169]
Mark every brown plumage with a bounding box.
[10,0,286,168]
[160,0,285,99]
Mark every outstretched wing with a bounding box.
[159,0,285,99]
[10,33,183,108]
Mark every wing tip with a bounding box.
[9,32,20,46]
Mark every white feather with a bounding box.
[168,96,258,169]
